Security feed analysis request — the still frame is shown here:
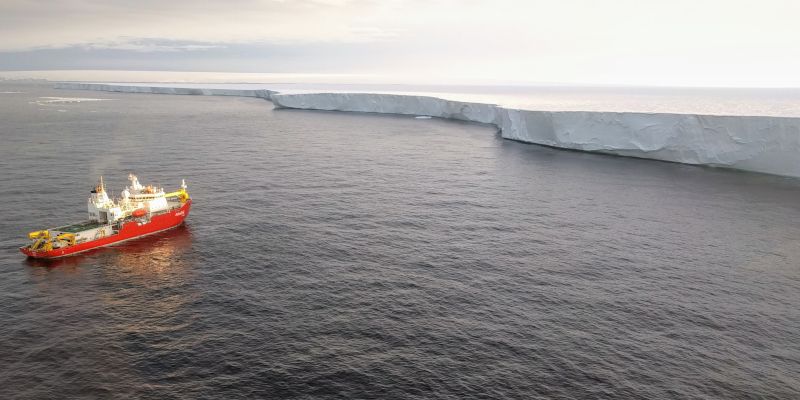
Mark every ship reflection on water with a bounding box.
[104,224,195,279]
[22,224,199,386]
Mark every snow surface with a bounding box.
[55,82,800,178]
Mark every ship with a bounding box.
[20,174,192,259]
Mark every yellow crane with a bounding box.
[28,230,52,251]
[164,188,190,203]
[27,230,76,251]
[56,233,76,246]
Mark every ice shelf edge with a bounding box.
[55,82,800,178]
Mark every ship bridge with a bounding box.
[87,174,189,223]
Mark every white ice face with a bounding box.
[59,83,800,178]
[269,92,800,178]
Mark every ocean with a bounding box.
[1,81,799,399]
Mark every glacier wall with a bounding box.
[270,92,499,125]
[54,82,275,99]
[270,92,800,178]
[56,82,800,178]
[498,109,800,177]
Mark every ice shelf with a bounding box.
[55,82,800,178]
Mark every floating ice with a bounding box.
[37,96,113,104]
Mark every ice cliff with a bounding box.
[54,82,275,99]
[55,82,800,178]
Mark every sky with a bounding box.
[1,0,799,86]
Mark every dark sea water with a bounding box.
[1,82,800,399]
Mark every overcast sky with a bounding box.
[1,0,799,86]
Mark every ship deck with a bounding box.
[55,220,105,233]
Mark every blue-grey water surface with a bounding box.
[1,82,799,399]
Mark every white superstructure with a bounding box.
[87,176,124,223]
[88,174,187,223]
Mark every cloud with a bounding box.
[78,38,224,52]
[0,0,401,51]
[1,0,799,86]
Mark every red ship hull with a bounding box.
[20,200,192,259]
